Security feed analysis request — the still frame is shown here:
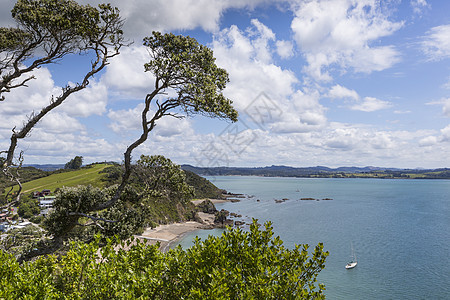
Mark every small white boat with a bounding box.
[345,242,357,269]
[345,261,357,269]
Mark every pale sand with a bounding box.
[191,198,230,205]
[135,199,227,252]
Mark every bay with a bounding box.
[175,176,450,299]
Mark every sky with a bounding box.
[1,0,449,169]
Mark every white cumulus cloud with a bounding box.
[291,0,403,81]
[328,84,359,101]
[441,125,450,142]
[351,97,392,112]
[421,24,450,61]
[212,22,298,111]
[276,40,294,59]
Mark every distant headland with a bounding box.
[24,164,450,179]
[181,165,450,179]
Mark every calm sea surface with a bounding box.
[175,176,450,299]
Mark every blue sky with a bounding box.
[1,0,449,168]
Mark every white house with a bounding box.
[39,196,56,209]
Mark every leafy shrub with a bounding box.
[29,215,44,224]
[0,220,328,299]
[17,198,40,219]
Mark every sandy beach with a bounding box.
[135,199,227,252]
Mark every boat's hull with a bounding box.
[345,262,357,269]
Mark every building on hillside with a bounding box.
[39,196,56,209]
[0,222,10,232]
[0,214,12,232]
[40,208,50,216]
[12,221,32,230]
[32,189,52,198]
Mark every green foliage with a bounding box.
[134,155,194,200]
[131,155,198,227]
[11,0,100,40]
[17,197,40,219]
[29,214,44,224]
[0,27,30,51]
[143,31,238,122]
[65,156,83,170]
[94,185,148,239]
[4,0,122,56]
[0,220,328,299]
[43,185,110,239]
[167,220,329,299]
[0,225,47,259]
[99,164,123,186]
[184,170,224,199]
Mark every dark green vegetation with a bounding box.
[17,197,40,219]
[182,165,450,179]
[64,156,83,170]
[184,170,225,199]
[0,221,328,299]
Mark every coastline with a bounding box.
[135,199,229,252]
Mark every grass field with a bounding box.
[10,164,110,195]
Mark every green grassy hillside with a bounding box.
[8,164,110,195]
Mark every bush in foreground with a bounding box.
[0,220,328,299]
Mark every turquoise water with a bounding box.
[176,176,450,299]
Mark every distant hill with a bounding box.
[181,165,450,179]
[24,164,66,171]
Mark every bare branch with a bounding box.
[76,221,105,231]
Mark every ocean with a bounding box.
[175,176,450,299]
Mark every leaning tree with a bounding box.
[41,31,238,244]
[0,0,125,205]
[103,31,239,209]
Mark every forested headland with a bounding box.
[182,165,450,179]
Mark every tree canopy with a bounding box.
[143,31,238,121]
[65,156,83,170]
[1,0,125,204]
